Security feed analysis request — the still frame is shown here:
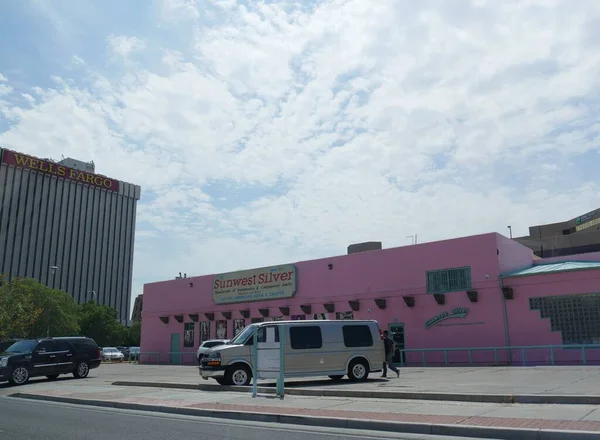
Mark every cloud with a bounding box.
[2,0,600,307]
[107,35,146,58]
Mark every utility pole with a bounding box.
[507,226,513,239]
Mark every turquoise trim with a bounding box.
[426,266,472,294]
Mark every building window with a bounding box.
[530,293,600,345]
[342,325,373,348]
[290,326,322,350]
[426,267,472,294]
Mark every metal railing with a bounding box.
[166,351,197,365]
[395,344,600,367]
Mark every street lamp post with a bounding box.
[87,290,97,303]
[507,226,513,239]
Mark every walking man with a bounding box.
[382,330,399,378]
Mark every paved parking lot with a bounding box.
[3,363,600,397]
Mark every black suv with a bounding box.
[0,337,102,386]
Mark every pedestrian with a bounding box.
[382,330,399,378]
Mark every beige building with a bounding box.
[515,209,600,257]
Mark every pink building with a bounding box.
[141,232,600,367]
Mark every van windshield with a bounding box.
[229,325,256,345]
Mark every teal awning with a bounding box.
[501,261,600,278]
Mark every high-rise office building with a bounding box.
[0,147,141,324]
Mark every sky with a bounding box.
[1,0,600,314]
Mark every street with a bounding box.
[0,397,496,440]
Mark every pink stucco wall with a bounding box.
[502,269,600,365]
[140,232,600,367]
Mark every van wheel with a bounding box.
[348,359,369,382]
[226,364,252,386]
[328,375,344,381]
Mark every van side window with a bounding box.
[342,325,373,348]
[257,326,280,343]
[290,326,322,350]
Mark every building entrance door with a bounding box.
[388,324,405,365]
[170,333,180,364]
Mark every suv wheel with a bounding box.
[73,361,90,379]
[9,366,30,385]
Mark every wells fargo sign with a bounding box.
[1,149,119,192]
[213,264,297,305]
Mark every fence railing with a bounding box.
[166,351,198,365]
[395,344,600,367]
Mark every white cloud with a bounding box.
[2,0,600,302]
[107,35,146,58]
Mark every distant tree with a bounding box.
[0,276,42,340]
[79,301,126,347]
[124,320,141,346]
[26,280,80,338]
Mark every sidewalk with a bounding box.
[10,383,600,439]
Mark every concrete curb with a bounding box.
[111,380,600,405]
[9,392,598,440]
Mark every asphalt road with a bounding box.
[0,397,498,440]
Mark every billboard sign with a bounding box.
[213,264,297,305]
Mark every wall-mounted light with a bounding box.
[374,299,386,310]
[348,300,360,311]
[259,308,269,317]
[189,282,194,288]
[300,305,312,315]
[279,306,290,316]
[240,310,250,318]
[466,290,478,303]
[188,314,199,322]
[433,294,445,305]
[402,296,415,308]
[159,316,169,324]
[204,312,215,321]
[502,287,514,300]
[174,315,184,323]
[328,263,333,270]
[324,303,335,313]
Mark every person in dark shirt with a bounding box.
[382,331,399,378]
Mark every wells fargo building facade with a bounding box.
[0,148,141,324]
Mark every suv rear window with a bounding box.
[290,326,322,350]
[70,339,98,351]
[342,325,373,348]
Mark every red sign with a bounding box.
[1,149,119,192]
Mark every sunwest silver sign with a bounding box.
[425,307,469,329]
[213,264,297,305]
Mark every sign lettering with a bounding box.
[425,307,469,329]
[1,149,119,192]
[213,264,297,305]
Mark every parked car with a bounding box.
[200,320,384,386]
[128,347,140,361]
[117,346,130,358]
[101,347,124,361]
[0,337,102,386]
[196,339,229,364]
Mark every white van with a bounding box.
[199,319,385,386]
